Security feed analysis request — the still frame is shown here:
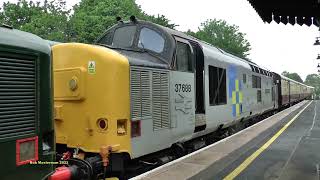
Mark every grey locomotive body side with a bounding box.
[96,19,313,159]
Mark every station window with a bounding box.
[209,65,226,106]
[252,75,261,88]
[176,41,193,72]
[257,90,262,102]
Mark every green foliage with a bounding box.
[1,0,70,42]
[70,0,177,43]
[0,0,176,43]
[304,74,320,98]
[143,14,177,29]
[69,0,141,43]
[281,71,303,83]
[187,19,251,58]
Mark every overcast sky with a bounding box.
[1,0,319,80]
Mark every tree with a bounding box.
[1,0,176,43]
[281,71,303,83]
[0,0,70,42]
[187,19,251,58]
[70,0,177,43]
[304,74,320,98]
[143,14,177,29]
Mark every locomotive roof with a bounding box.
[98,20,313,89]
[0,25,50,54]
[97,20,257,70]
[150,21,257,65]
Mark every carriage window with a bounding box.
[138,27,165,53]
[112,26,136,47]
[209,66,226,106]
[176,41,193,72]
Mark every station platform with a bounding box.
[131,100,319,180]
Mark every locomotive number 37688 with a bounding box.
[175,84,191,92]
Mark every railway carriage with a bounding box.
[0,25,54,180]
[51,18,313,179]
[273,74,313,109]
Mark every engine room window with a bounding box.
[138,27,165,53]
[252,75,261,88]
[257,90,262,102]
[176,41,193,72]
[272,87,275,101]
[209,65,226,106]
[112,26,136,48]
[243,74,246,83]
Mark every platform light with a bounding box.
[314,37,320,46]
[318,63,320,68]
[317,54,320,60]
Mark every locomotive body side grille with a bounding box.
[0,51,37,140]
[130,67,151,120]
[130,67,170,130]
[152,70,169,130]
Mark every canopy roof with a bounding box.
[248,0,320,26]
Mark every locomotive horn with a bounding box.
[130,15,137,23]
[116,16,123,23]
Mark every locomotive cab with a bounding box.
[97,19,207,132]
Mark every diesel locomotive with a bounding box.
[51,17,314,179]
[0,25,55,180]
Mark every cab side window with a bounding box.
[176,41,193,72]
[98,31,113,45]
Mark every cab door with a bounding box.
[170,37,195,135]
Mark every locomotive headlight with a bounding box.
[69,76,78,91]
[97,118,108,130]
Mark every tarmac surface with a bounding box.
[132,100,318,180]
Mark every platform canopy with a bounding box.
[247,0,320,27]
